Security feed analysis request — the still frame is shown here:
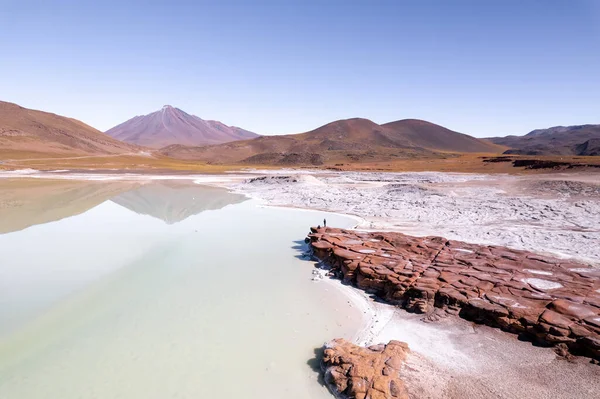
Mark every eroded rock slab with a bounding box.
[308,227,600,360]
[322,338,410,399]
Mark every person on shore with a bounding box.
[323,218,327,227]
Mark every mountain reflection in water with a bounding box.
[110,181,246,224]
[0,179,247,234]
[0,177,360,399]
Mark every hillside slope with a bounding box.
[0,101,138,157]
[160,118,501,165]
[575,138,600,156]
[383,119,503,153]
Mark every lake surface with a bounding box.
[0,179,361,398]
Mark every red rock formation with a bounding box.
[308,227,600,360]
[322,339,410,399]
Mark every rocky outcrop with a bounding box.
[322,339,410,399]
[308,227,600,360]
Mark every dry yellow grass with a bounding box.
[2,150,599,175]
[0,153,235,173]
[292,154,600,174]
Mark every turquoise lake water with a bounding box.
[0,180,360,398]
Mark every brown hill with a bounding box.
[0,101,139,158]
[160,118,501,165]
[575,138,600,156]
[488,124,600,156]
[105,105,259,148]
[382,119,503,153]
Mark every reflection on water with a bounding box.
[0,179,247,338]
[0,179,247,234]
[0,178,361,399]
[0,179,135,234]
[111,181,246,224]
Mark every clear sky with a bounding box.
[1,0,599,137]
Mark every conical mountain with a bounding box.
[105,105,259,148]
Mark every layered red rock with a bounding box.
[308,227,600,360]
[322,339,410,399]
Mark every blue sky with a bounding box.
[1,0,599,137]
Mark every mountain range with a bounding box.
[488,124,600,156]
[105,105,259,148]
[1,100,598,167]
[160,118,503,165]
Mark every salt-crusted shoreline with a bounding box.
[314,265,395,347]
[227,171,600,266]
[228,171,600,398]
[8,166,600,267]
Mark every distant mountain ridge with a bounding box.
[488,124,600,156]
[525,124,598,137]
[0,101,138,157]
[160,117,503,165]
[105,105,259,148]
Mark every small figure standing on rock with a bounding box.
[323,218,327,227]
